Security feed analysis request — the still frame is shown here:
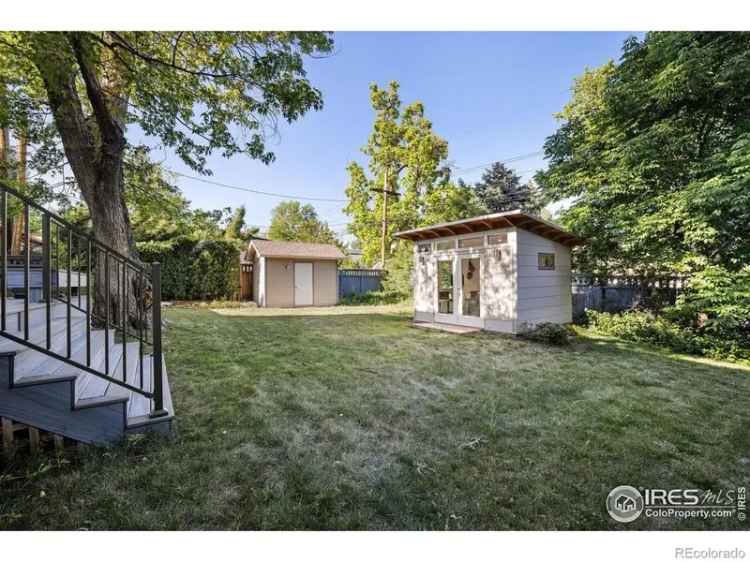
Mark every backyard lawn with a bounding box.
[1,303,749,530]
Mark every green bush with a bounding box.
[380,242,413,301]
[339,290,408,306]
[518,322,571,346]
[138,237,241,301]
[666,266,750,346]
[586,309,749,362]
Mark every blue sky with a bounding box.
[133,32,638,236]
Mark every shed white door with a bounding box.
[294,262,314,306]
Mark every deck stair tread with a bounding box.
[0,316,87,354]
[2,297,88,314]
[11,318,88,375]
[76,345,125,400]
[14,326,104,381]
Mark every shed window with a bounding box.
[436,240,455,251]
[487,233,508,245]
[417,243,431,253]
[458,237,483,249]
[538,253,556,271]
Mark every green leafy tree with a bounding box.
[345,81,480,266]
[62,148,245,245]
[473,162,542,214]
[0,31,334,261]
[537,32,750,276]
[267,200,340,246]
[223,205,259,243]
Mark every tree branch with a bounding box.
[68,32,124,151]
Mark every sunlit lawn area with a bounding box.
[1,303,749,530]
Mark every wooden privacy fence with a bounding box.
[338,268,384,299]
[572,274,687,319]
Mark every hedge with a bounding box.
[137,237,241,301]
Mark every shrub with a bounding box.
[138,237,241,301]
[587,310,701,354]
[380,241,413,301]
[518,322,570,346]
[666,266,750,345]
[339,290,407,306]
[586,309,749,362]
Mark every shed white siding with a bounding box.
[515,229,572,327]
[408,226,573,333]
[413,249,437,323]
[482,229,516,321]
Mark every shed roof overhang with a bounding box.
[392,210,585,247]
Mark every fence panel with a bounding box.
[338,269,384,299]
[572,275,686,319]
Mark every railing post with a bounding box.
[1,189,6,332]
[43,215,51,349]
[23,203,29,340]
[150,262,167,418]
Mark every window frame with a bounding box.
[458,236,483,249]
[537,252,556,271]
[435,239,456,252]
[487,233,508,246]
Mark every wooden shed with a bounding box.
[245,240,345,308]
[394,210,584,333]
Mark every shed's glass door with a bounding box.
[437,260,454,315]
[461,257,481,318]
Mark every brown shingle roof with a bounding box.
[249,240,345,260]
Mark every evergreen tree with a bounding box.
[473,162,542,214]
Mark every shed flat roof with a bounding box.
[393,210,584,246]
[248,239,346,260]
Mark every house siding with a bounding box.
[413,246,437,321]
[482,229,516,323]
[514,229,572,328]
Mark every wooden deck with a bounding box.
[0,298,174,445]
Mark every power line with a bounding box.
[171,170,348,203]
[450,150,545,174]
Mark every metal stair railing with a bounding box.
[0,181,166,418]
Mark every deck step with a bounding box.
[126,354,174,427]
[0,316,87,355]
[11,318,88,376]
[0,301,86,334]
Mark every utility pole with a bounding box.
[370,166,399,268]
[380,168,388,267]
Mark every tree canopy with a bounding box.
[537,32,750,276]
[267,200,341,246]
[472,162,543,214]
[0,31,334,260]
[344,81,481,266]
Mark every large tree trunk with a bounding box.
[30,33,142,328]
[0,127,9,258]
[9,130,27,255]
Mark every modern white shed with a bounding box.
[394,211,584,333]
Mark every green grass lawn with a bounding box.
[1,304,749,530]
